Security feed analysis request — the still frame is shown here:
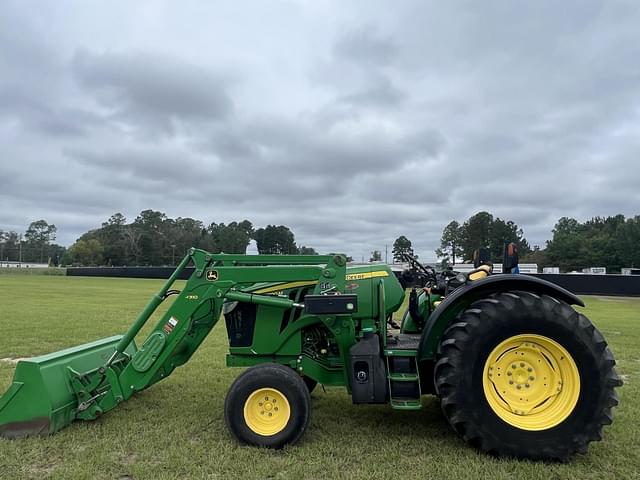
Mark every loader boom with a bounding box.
[0,248,356,437]
[67,249,354,424]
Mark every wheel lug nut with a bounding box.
[517,385,522,389]
[507,371,512,376]
[511,364,516,369]
[525,383,530,388]
[509,380,514,385]
[268,413,272,417]
[529,376,534,381]
[520,362,525,367]
[527,368,532,372]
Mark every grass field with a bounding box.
[0,275,638,480]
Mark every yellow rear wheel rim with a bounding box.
[243,387,291,436]
[483,334,580,431]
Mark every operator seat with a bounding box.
[468,248,493,281]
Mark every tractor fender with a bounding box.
[417,274,584,361]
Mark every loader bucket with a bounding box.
[0,335,136,439]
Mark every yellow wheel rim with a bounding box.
[243,388,291,436]
[482,334,580,431]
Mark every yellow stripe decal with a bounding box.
[253,271,389,294]
[345,271,389,281]
[253,281,318,294]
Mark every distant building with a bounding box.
[452,263,539,274]
[0,261,49,268]
[621,268,640,275]
[582,267,607,275]
[360,261,544,275]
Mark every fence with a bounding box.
[528,273,640,297]
[66,267,640,297]
[67,266,196,280]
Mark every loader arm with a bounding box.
[0,249,348,437]
[71,249,351,421]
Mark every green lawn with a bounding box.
[0,275,638,480]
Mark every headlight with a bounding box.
[456,272,467,283]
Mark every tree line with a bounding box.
[0,220,64,265]
[542,215,640,272]
[436,212,531,266]
[67,210,320,266]
[370,235,417,263]
[0,211,318,266]
[437,211,640,273]
[3,210,639,271]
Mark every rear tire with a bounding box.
[434,291,622,461]
[224,363,311,448]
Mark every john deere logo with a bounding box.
[206,270,219,281]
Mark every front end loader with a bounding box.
[0,249,622,460]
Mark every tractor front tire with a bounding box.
[224,363,311,449]
[434,291,622,461]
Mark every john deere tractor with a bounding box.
[0,249,622,460]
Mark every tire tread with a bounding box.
[434,291,622,461]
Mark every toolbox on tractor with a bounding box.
[0,248,622,460]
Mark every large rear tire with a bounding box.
[434,291,622,461]
[224,363,311,449]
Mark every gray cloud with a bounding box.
[2,0,640,261]
[333,26,397,67]
[338,75,406,108]
[0,90,103,137]
[72,50,234,136]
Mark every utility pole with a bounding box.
[19,234,22,264]
[170,244,176,265]
[385,244,388,264]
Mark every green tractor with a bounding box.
[0,249,622,460]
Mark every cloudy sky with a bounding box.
[1,1,639,261]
